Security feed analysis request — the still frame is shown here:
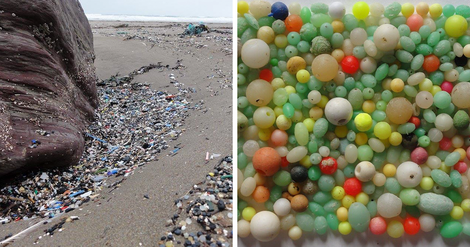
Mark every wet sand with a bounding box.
[0,21,232,246]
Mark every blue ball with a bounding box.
[271,2,289,20]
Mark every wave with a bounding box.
[86,14,232,23]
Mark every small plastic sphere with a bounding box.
[355,192,370,205]
[287,56,307,74]
[311,54,339,82]
[332,20,345,33]
[450,206,464,220]
[242,207,257,221]
[329,2,346,20]
[238,219,251,238]
[342,195,356,208]
[337,207,348,221]
[389,132,402,146]
[344,178,362,196]
[435,113,453,131]
[445,15,468,38]
[341,56,360,74]
[274,34,288,48]
[383,164,397,177]
[396,162,422,188]
[404,216,421,235]
[401,3,415,18]
[411,147,428,165]
[259,68,273,82]
[373,24,400,51]
[288,226,302,240]
[420,176,434,190]
[253,107,276,128]
[238,1,250,15]
[390,78,404,92]
[319,157,338,175]
[370,217,387,235]
[257,26,275,44]
[252,147,281,176]
[252,186,270,203]
[407,14,424,32]
[416,2,429,16]
[291,194,309,212]
[271,129,288,146]
[416,91,434,109]
[355,161,376,182]
[423,54,440,72]
[285,15,303,33]
[373,173,387,187]
[332,186,346,200]
[296,69,310,83]
[461,199,470,212]
[454,161,468,174]
[271,2,289,20]
[352,1,370,20]
[386,97,413,124]
[433,91,451,109]
[338,222,352,235]
[250,211,281,242]
[429,4,443,18]
[246,79,273,106]
[387,220,404,238]
[419,214,436,232]
[273,198,292,217]
[324,97,353,126]
[354,113,373,132]
[241,39,270,69]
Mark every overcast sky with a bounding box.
[78,0,232,17]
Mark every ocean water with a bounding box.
[86,14,232,23]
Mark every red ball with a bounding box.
[281,156,290,167]
[369,217,387,235]
[441,81,453,93]
[341,56,360,74]
[403,216,420,235]
[423,55,440,72]
[408,116,421,128]
[319,157,338,174]
[259,69,273,82]
[411,147,428,165]
[344,178,362,196]
[439,137,452,150]
[406,14,424,32]
[454,161,468,174]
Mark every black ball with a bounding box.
[455,55,468,67]
[290,166,308,183]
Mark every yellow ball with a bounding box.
[288,182,301,195]
[338,222,352,235]
[440,162,451,173]
[274,106,284,117]
[332,20,345,33]
[416,2,429,17]
[450,206,464,220]
[419,78,433,92]
[389,132,403,146]
[401,3,415,18]
[258,128,272,141]
[317,95,329,108]
[335,125,348,138]
[274,34,288,48]
[342,195,356,208]
[355,192,370,205]
[355,133,368,146]
[299,155,312,168]
[271,78,285,89]
[387,220,404,238]
[420,176,434,190]
[285,85,296,95]
[332,186,346,200]
[445,15,468,38]
[237,1,249,15]
[354,113,373,132]
[337,207,348,222]
[352,1,370,20]
[390,78,404,92]
[430,85,442,96]
[455,148,466,160]
[303,118,315,132]
[309,107,323,120]
[429,3,442,18]
[362,100,376,113]
[276,115,292,130]
[461,199,470,212]
[296,69,310,83]
[374,122,392,140]
[242,207,256,221]
[383,164,397,177]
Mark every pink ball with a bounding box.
[454,161,468,174]
[411,147,428,165]
[439,137,452,151]
[407,14,424,32]
[270,129,288,146]
[441,81,453,93]
[370,217,387,235]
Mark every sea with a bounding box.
[86,14,232,23]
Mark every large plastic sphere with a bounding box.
[238,1,250,15]
[373,24,400,51]
[246,79,273,106]
[445,15,468,38]
[250,211,281,242]
[241,39,270,68]
[271,2,289,20]
[250,0,271,19]
[352,1,370,20]
[452,82,470,108]
[324,97,353,125]
[329,2,346,20]
[311,54,339,82]
[252,147,281,176]
[386,97,413,124]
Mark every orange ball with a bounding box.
[285,15,303,33]
[252,186,270,203]
[423,55,440,72]
[290,194,309,212]
[252,147,281,176]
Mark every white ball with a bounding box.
[377,193,402,218]
[241,39,270,69]
[329,2,345,20]
[355,161,376,182]
[419,214,436,232]
[273,198,291,217]
[396,161,423,188]
[373,24,400,51]
[288,2,301,15]
[250,211,281,242]
[324,97,353,126]
[238,219,251,238]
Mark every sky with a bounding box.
[78,0,232,17]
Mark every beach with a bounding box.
[0,21,232,246]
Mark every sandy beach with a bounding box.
[0,21,232,246]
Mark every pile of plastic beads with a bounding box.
[237,0,470,242]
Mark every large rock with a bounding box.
[0,0,98,175]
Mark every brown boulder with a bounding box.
[0,0,98,175]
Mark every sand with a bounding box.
[0,21,232,246]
